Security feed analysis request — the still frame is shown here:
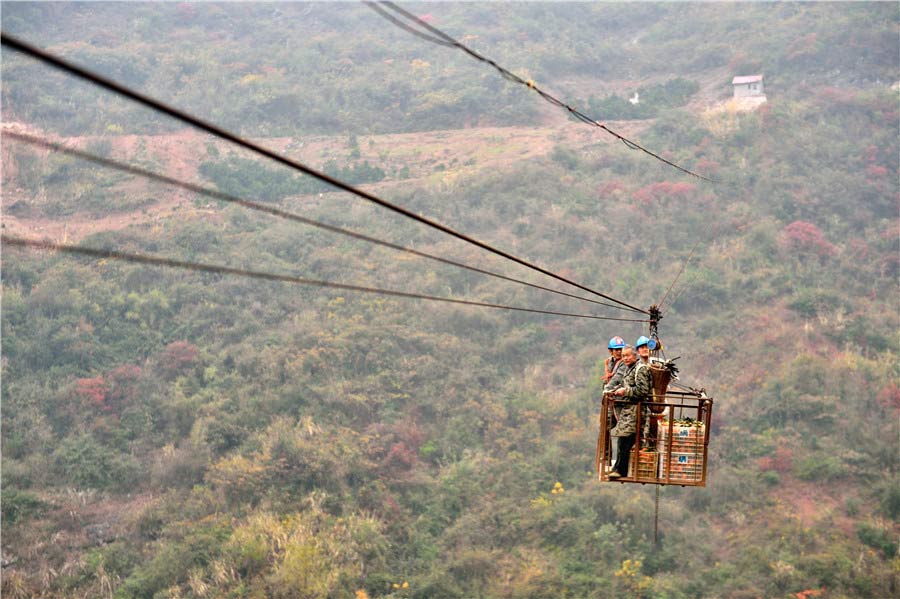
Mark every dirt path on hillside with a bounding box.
[2,125,215,243]
[2,118,651,243]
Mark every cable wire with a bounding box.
[365,1,455,47]
[5,131,629,312]
[657,237,702,311]
[367,1,713,182]
[2,236,650,323]
[0,32,649,315]
[659,275,694,314]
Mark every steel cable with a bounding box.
[2,236,650,323]
[367,1,713,182]
[5,131,629,312]
[0,32,649,315]
[657,237,703,311]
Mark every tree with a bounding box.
[781,221,837,260]
[157,341,198,379]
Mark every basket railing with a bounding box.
[597,392,713,487]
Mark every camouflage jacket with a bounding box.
[604,359,633,395]
[611,360,652,437]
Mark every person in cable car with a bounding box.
[603,344,636,464]
[602,336,626,386]
[604,345,634,396]
[608,336,654,478]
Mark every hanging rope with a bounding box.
[654,485,661,547]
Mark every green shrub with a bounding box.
[323,159,386,184]
[760,470,781,486]
[878,478,900,520]
[583,78,700,120]
[551,146,580,170]
[788,289,843,317]
[81,542,141,583]
[1,488,46,525]
[117,519,230,599]
[857,522,897,558]
[199,155,321,201]
[795,454,845,482]
[52,434,140,491]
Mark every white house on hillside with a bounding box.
[732,74,765,98]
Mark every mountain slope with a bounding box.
[1,3,898,598]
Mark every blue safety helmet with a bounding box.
[608,336,626,349]
[635,335,651,348]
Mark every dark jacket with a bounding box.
[611,360,651,437]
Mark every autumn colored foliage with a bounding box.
[781,221,837,258]
[1,3,897,599]
[157,341,198,378]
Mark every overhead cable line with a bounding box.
[366,1,712,183]
[0,32,649,316]
[366,1,455,47]
[659,268,698,314]
[657,236,703,311]
[6,131,629,312]
[2,236,650,323]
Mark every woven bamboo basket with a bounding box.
[648,364,671,414]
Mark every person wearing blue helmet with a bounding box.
[602,336,627,387]
[602,343,636,465]
[608,336,654,478]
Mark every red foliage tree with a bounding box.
[597,180,627,198]
[865,165,888,178]
[781,221,837,259]
[695,158,720,175]
[158,341,199,379]
[757,446,793,474]
[771,447,794,473]
[75,376,107,409]
[876,384,900,411]
[367,419,424,476]
[383,441,417,471]
[106,364,143,413]
[863,144,879,164]
[633,181,697,205]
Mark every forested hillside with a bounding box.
[2,3,898,598]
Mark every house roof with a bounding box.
[732,75,763,85]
